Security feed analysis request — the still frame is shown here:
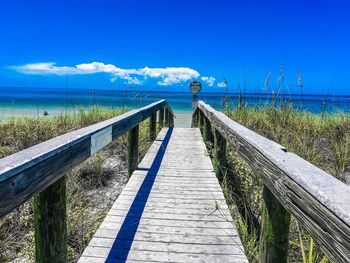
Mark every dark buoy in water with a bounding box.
[43,111,49,116]
[189,80,202,108]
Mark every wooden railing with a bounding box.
[0,100,174,262]
[193,101,350,263]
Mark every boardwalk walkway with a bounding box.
[79,128,247,263]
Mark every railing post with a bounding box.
[169,112,174,127]
[34,176,67,263]
[150,112,157,141]
[159,108,164,131]
[259,185,291,263]
[128,125,139,177]
[199,110,204,133]
[213,128,226,181]
[203,115,213,145]
[164,108,169,127]
[191,108,199,128]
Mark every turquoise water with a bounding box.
[0,87,349,117]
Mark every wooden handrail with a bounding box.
[0,100,173,217]
[194,100,350,263]
[0,100,174,262]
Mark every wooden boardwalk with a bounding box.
[79,128,247,263]
[2,100,350,262]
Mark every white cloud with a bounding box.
[201,76,216,87]
[11,62,200,86]
[217,81,226,88]
[11,62,83,75]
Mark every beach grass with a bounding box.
[218,98,350,262]
[0,106,153,262]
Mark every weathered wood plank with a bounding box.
[87,237,242,255]
[110,197,229,210]
[98,223,234,236]
[91,230,239,246]
[198,101,350,262]
[81,247,247,263]
[112,201,229,211]
[102,215,236,229]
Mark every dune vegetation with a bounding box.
[217,97,350,263]
[0,107,152,262]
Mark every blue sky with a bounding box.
[0,0,349,94]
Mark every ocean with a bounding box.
[0,87,349,118]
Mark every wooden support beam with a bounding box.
[164,108,169,127]
[127,125,139,177]
[203,115,213,145]
[213,129,226,181]
[149,112,157,141]
[199,110,204,133]
[158,108,164,131]
[259,186,291,263]
[169,112,174,127]
[34,176,67,263]
[191,108,199,128]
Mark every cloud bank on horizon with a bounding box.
[11,62,220,87]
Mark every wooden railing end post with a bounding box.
[150,112,157,141]
[213,128,226,181]
[259,185,291,263]
[34,176,67,263]
[127,124,139,177]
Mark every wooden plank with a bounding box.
[119,191,225,201]
[98,222,235,236]
[0,100,168,218]
[102,216,235,229]
[107,207,231,219]
[81,247,248,263]
[112,201,229,211]
[79,128,247,262]
[198,101,350,262]
[92,229,238,244]
[87,237,242,254]
[110,194,230,208]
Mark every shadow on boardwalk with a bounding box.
[106,128,173,262]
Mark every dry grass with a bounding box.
[217,101,350,262]
[226,105,350,181]
[0,106,153,262]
